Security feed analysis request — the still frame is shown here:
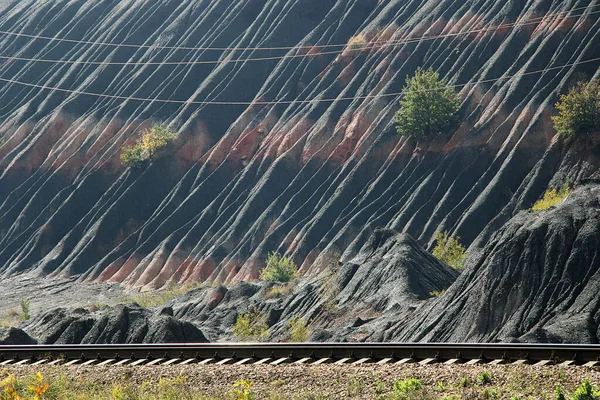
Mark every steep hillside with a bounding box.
[391,181,600,343]
[16,182,600,344]
[0,0,598,289]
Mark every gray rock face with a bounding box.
[12,183,600,344]
[25,304,207,344]
[0,327,37,345]
[0,0,597,290]
[390,182,600,343]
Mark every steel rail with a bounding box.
[0,343,599,366]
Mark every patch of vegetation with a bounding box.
[121,124,177,168]
[112,282,201,309]
[556,386,567,400]
[230,380,256,400]
[19,298,30,321]
[232,307,269,342]
[432,231,467,270]
[287,316,310,342]
[571,379,600,400]
[259,252,297,283]
[264,283,294,299]
[318,252,342,314]
[477,371,493,385]
[531,184,570,211]
[395,67,460,138]
[552,79,600,138]
[459,376,471,388]
[429,289,445,298]
[347,34,368,50]
[481,387,500,399]
[393,378,423,399]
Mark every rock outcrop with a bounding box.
[0,327,37,345]
[25,304,208,344]
[389,182,600,343]
[0,0,597,289]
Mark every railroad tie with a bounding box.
[253,358,272,365]
[351,358,372,365]
[293,358,312,365]
[334,358,353,365]
[96,359,116,367]
[443,359,460,365]
[144,358,165,366]
[234,358,254,365]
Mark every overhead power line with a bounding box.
[0,3,594,60]
[0,57,597,105]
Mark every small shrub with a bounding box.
[287,316,310,342]
[531,184,570,211]
[230,380,256,400]
[555,386,566,400]
[120,144,144,168]
[1,372,21,400]
[429,290,445,298]
[477,371,493,385]
[395,67,460,138]
[393,378,422,398]
[19,298,30,321]
[481,388,499,399]
[232,308,269,342]
[432,231,467,270]
[552,79,600,138]
[121,124,177,168]
[571,379,599,400]
[459,376,471,388]
[27,372,49,400]
[259,252,297,283]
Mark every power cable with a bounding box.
[0,56,596,105]
[0,4,594,57]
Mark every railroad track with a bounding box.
[1,343,600,367]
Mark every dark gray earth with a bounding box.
[2,182,598,344]
[0,0,600,344]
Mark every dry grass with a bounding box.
[264,283,294,299]
[88,282,202,310]
[347,34,368,50]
